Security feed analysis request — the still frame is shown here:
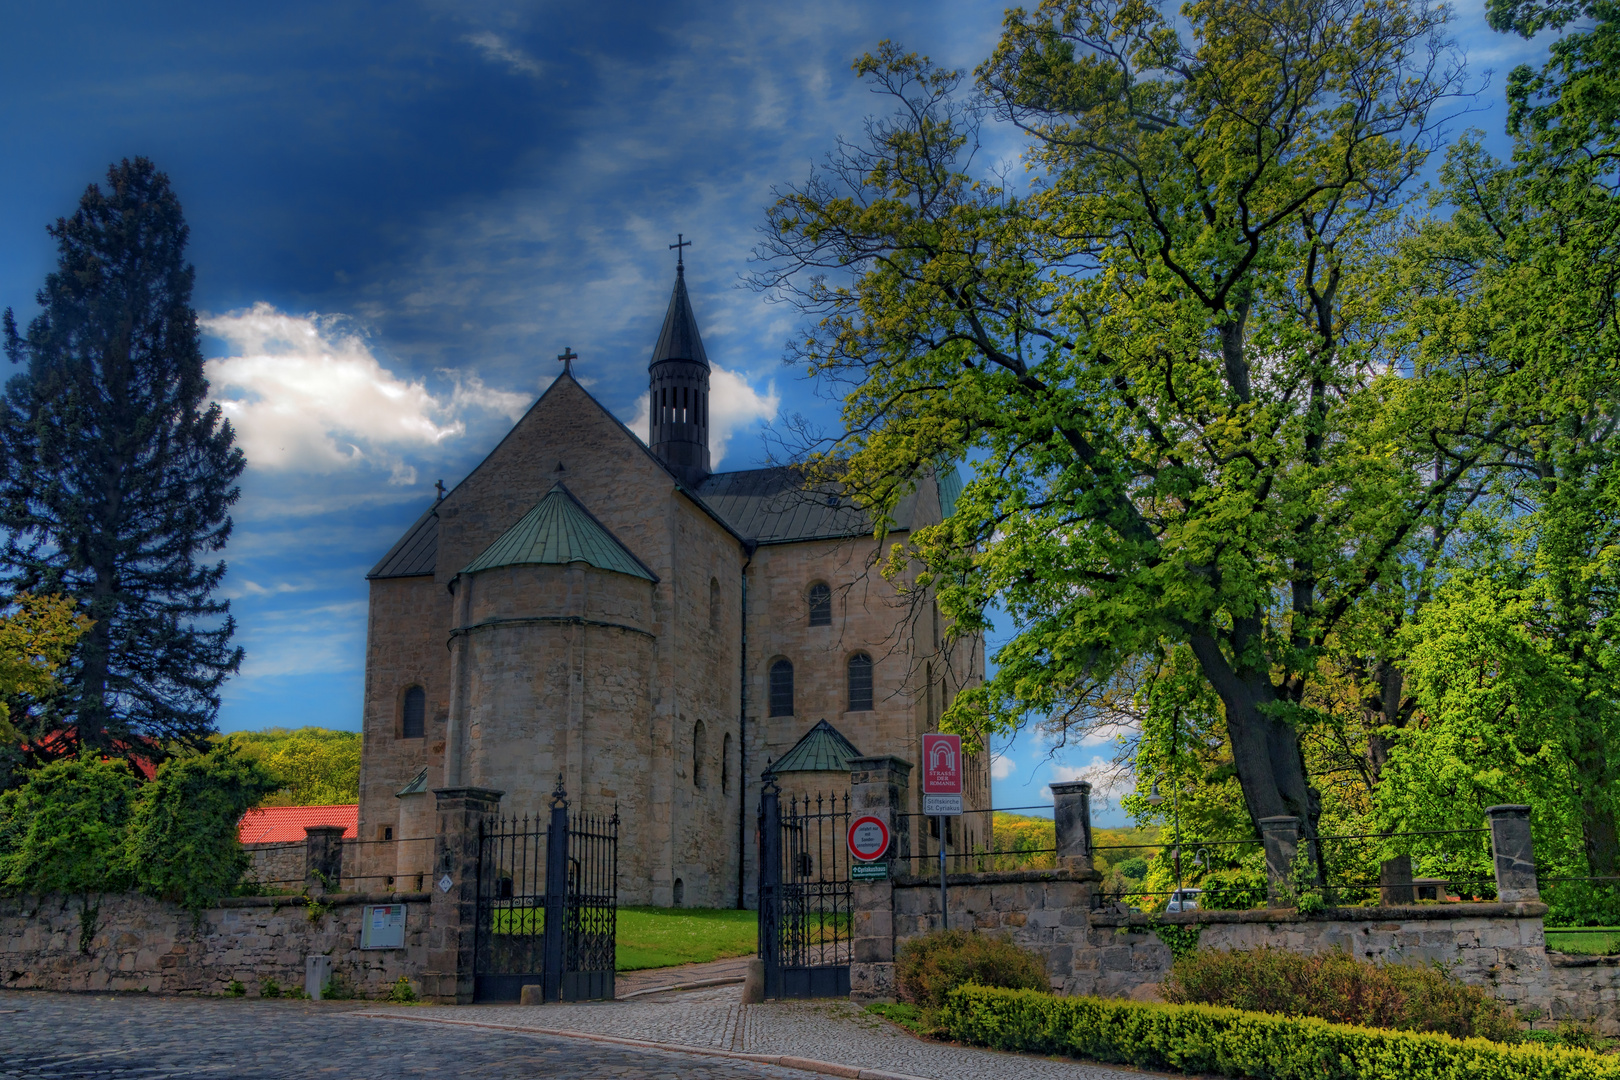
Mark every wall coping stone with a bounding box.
[891,868,1099,888]
[216,891,433,909]
[1549,953,1620,968]
[1089,900,1548,928]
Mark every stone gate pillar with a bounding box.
[848,756,911,1001]
[1487,804,1539,903]
[424,786,503,1004]
[1051,781,1094,873]
[1260,816,1301,908]
[303,825,345,894]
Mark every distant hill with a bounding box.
[219,727,361,807]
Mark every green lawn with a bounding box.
[615,906,758,971]
[1545,926,1620,955]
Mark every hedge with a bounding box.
[938,986,1620,1080]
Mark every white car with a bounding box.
[1166,887,1202,912]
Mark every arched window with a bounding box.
[402,685,425,738]
[722,732,733,794]
[847,653,873,712]
[808,582,831,626]
[709,576,721,631]
[769,659,794,717]
[673,878,685,907]
[693,719,707,789]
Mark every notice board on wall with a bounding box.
[360,903,406,949]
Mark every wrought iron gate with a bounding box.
[474,778,618,1002]
[758,777,852,998]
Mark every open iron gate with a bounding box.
[474,778,618,1002]
[758,777,852,998]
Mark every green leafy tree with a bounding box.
[0,753,137,949]
[0,157,245,770]
[0,593,91,750]
[124,744,278,911]
[223,727,361,806]
[759,0,1477,841]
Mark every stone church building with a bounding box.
[354,261,987,907]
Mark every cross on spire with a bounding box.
[669,233,692,270]
[557,346,577,375]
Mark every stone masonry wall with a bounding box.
[1,891,429,999]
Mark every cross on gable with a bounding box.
[557,346,578,374]
[669,233,691,269]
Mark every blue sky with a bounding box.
[1,1,1554,824]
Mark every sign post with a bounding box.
[921,733,963,930]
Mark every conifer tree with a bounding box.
[0,158,245,769]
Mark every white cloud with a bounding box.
[624,364,780,468]
[462,31,543,77]
[1050,756,1136,803]
[203,303,530,484]
[991,755,1016,780]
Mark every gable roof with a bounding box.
[769,719,863,774]
[694,466,930,545]
[650,266,709,370]
[368,503,439,579]
[238,803,358,844]
[461,482,657,581]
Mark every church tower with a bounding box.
[648,252,711,486]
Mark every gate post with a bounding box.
[543,776,570,1002]
[1260,816,1302,909]
[1487,805,1539,903]
[1051,781,1094,872]
[425,786,503,1004]
[848,755,911,1001]
[758,771,783,994]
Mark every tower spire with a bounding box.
[648,244,711,484]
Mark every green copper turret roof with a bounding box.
[461,483,657,581]
[770,719,863,774]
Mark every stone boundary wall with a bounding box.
[855,878,1620,1036]
[1,891,430,999]
[243,842,306,891]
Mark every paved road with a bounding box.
[0,991,824,1080]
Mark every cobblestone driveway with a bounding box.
[0,990,823,1080]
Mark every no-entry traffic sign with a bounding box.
[847,815,891,862]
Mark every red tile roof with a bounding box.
[238,804,358,844]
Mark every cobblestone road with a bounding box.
[0,990,825,1080]
[365,985,1171,1080]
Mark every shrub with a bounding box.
[384,976,419,1003]
[124,745,279,912]
[225,979,245,997]
[896,930,1048,1009]
[940,985,1620,1080]
[259,977,282,998]
[1163,946,1520,1041]
[0,754,137,898]
[1199,867,1267,911]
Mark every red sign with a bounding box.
[923,733,963,795]
[847,815,891,862]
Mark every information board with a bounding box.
[360,903,406,950]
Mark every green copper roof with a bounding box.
[771,719,862,774]
[461,483,656,581]
[937,462,964,519]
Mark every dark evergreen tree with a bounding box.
[0,158,244,769]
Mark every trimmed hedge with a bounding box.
[939,985,1620,1080]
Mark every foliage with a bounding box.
[895,930,1049,1010]
[124,745,278,912]
[1163,947,1520,1042]
[1198,867,1268,911]
[940,985,1620,1079]
[1148,923,1204,961]
[986,812,1055,870]
[259,978,282,999]
[0,157,245,771]
[866,1001,935,1036]
[222,728,361,807]
[384,975,419,1003]
[758,0,1476,844]
[1545,928,1620,956]
[615,906,758,971]
[224,979,245,997]
[0,593,90,750]
[0,753,136,899]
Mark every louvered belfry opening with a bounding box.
[648,263,711,485]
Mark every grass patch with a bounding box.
[1545,927,1620,955]
[615,906,757,971]
[866,1001,937,1036]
